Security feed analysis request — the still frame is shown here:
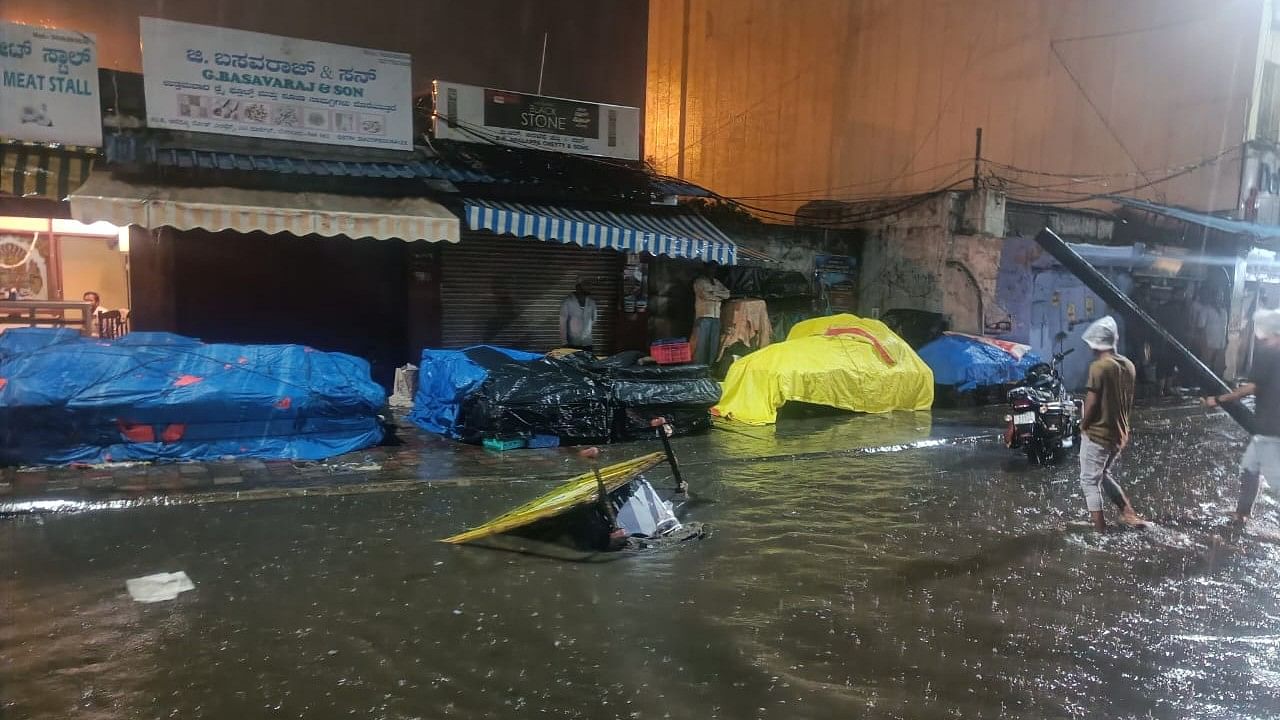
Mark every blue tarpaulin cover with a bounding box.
[917,333,1042,392]
[0,329,386,465]
[410,346,542,436]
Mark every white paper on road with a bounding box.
[126,571,195,603]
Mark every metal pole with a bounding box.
[652,419,688,494]
[537,33,548,95]
[973,127,983,191]
[676,0,692,179]
[1034,228,1256,433]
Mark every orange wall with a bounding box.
[647,0,1265,215]
[3,0,648,108]
[59,235,128,310]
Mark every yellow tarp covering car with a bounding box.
[712,314,934,425]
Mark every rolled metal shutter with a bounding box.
[440,233,624,352]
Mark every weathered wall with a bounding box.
[855,194,954,317]
[5,0,648,108]
[648,0,1262,214]
[946,234,1006,335]
[852,190,1022,334]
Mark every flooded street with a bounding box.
[4,408,1280,719]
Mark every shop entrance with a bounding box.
[438,234,624,352]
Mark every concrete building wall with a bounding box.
[647,0,1264,215]
[4,0,648,108]
[853,191,1010,335]
[855,193,954,317]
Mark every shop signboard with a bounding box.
[0,21,101,146]
[433,80,640,160]
[140,17,412,150]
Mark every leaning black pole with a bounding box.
[1033,228,1256,434]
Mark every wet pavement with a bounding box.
[0,408,986,514]
[4,404,1280,719]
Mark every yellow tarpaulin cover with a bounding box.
[713,314,934,425]
[441,452,666,544]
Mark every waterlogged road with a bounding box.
[3,408,1279,719]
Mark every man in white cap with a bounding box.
[1079,316,1145,531]
[1204,308,1280,523]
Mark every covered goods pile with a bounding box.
[0,328,386,465]
[713,314,934,425]
[917,333,1042,392]
[410,347,720,445]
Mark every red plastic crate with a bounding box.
[649,341,692,365]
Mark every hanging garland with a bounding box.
[0,233,39,269]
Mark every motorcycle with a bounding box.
[1005,349,1082,465]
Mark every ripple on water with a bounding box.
[3,415,1280,719]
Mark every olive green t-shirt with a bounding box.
[1084,353,1135,448]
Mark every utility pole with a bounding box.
[973,127,983,191]
[676,0,692,179]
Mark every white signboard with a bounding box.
[140,17,412,150]
[433,81,640,160]
[0,21,101,146]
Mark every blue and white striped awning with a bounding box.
[464,199,739,265]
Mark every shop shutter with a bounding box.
[439,233,624,352]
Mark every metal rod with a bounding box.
[592,466,616,526]
[537,33,548,95]
[676,0,692,179]
[1033,228,1256,433]
[654,421,688,494]
[973,127,983,190]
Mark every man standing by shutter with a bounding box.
[1078,316,1145,532]
[559,280,598,352]
[691,268,730,367]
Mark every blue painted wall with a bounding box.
[996,237,1133,390]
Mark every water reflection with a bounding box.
[3,411,1279,719]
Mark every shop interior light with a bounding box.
[0,217,130,251]
[0,216,51,233]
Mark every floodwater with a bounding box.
[3,409,1280,719]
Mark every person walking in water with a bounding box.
[1204,309,1280,524]
[1078,316,1145,532]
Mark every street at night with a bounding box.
[5,406,1279,719]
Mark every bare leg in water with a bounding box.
[1235,470,1262,524]
[1090,475,1143,532]
[1089,447,1144,532]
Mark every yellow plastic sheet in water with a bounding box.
[441,452,666,544]
[713,314,934,425]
